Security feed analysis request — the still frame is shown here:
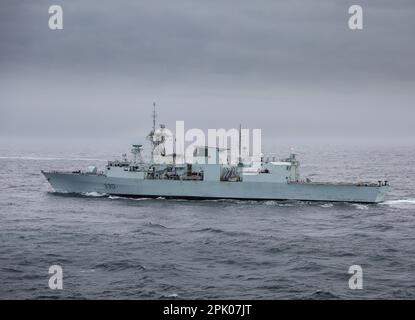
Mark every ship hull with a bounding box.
[42,171,388,203]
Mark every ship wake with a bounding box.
[381,199,415,208]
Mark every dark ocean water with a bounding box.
[1,143,415,299]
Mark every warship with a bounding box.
[42,106,389,203]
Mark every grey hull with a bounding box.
[42,171,388,203]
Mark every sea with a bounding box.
[0,141,414,299]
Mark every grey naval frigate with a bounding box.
[42,107,389,203]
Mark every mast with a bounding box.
[152,102,156,134]
[151,102,157,162]
[238,124,242,166]
[147,102,157,162]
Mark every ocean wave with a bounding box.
[80,269,96,273]
[83,192,108,197]
[199,198,289,206]
[305,290,340,300]
[49,191,71,195]
[192,227,248,239]
[351,203,369,210]
[193,227,225,234]
[93,261,146,272]
[108,195,150,201]
[143,222,168,229]
[200,199,256,205]
[265,245,291,254]
[263,200,294,207]
[161,293,179,298]
[381,199,415,208]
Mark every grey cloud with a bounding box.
[0,0,414,145]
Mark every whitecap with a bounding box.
[381,199,415,208]
[277,202,294,207]
[80,269,95,273]
[108,195,150,201]
[264,200,277,206]
[83,192,107,197]
[351,203,369,210]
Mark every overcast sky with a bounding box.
[1,0,414,148]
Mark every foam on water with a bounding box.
[381,199,415,208]
[83,192,107,197]
[108,195,151,201]
[351,203,369,210]
[263,200,295,207]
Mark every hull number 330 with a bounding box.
[104,183,116,190]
